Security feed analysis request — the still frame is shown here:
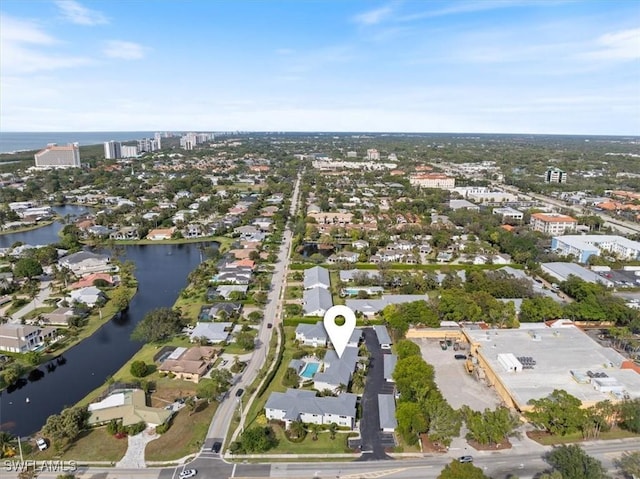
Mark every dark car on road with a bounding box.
[235,388,244,397]
[211,441,222,453]
[454,354,467,360]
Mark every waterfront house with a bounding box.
[158,346,216,383]
[58,251,112,277]
[0,324,58,353]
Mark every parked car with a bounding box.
[36,438,48,451]
[179,469,197,479]
[211,441,222,453]
[458,455,473,463]
[267,323,273,328]
[454,354,467,360]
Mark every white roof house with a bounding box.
[265,389,358,429]
[304,266,331,290]
[190,322,233,344]
[303,287,333,316]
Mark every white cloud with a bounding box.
[0,14,92,74]
[0,15,57,45]
[584,28,640,61]
[103,40,148,60]
[353,5,393,26]
[55,0,108,25]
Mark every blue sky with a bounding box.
[1,0,639,134]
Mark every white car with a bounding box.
[179,469,197,479]
[36,438,48,451]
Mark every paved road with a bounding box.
[19,436,640,478]
[204,172,302,452]
[8,279,53,322]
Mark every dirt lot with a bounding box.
[414,338,502,411]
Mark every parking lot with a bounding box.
[414,338,501,411]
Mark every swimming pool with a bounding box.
[300,362,320,379]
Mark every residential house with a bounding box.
[265,389,358,429]
[313,346,359,393]
[304,266,331,290]
[295,321,328,347]
[339,269,381,283]
[327,251,359,264]
[39,307,76,326]
[67,286,105,307]
[352,240,369,250]
[200,302,243,320]
[69,273,116,290]
[307,212,353,227]
[189,322,233,344]
[211,285,249,300]
[158,346,216,383]
[346,295,428,317]
[58,251,112,277]
[0,324,58,353]
[87,389,172,427]
[303,287,333,316]
[109,227,139,240]
[146,227,176,240]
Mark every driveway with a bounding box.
[357,328,392,461]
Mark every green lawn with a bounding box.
[268,424,355,454]
[28,427,127,462]
[530,428,640,446]
[146,401,218,461]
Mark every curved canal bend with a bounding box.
[0,207,215,436]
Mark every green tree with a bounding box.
[288,420,306,439]
[393,356,435,402]
[546,444,608,479]
[24,350,42,366]
[526,389,585,436]
[14,257,43,279]
[196,369,232,402]
[618,398,640,433]
[396,402,427,445]
[615,450,640,479]
[426,400,462,447]
[130,360,148,378]
[438,459,491,479]
[110,287,131,311]
[131,307,186,342]
[239,426,277,452]
[235,331,256,350]
[462,406,519,446]
[42,406,89,446]
[519,296,564,323]
[282,367,300,388]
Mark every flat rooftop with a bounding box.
[465,325,640,409]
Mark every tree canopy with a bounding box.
[545,444,608,479]
[131,307,186,342]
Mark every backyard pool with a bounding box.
[300,362,320,379]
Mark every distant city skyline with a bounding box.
[1,0,639,135]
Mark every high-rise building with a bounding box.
[154,132,162,150]
[34,143,81,169]
[366,149,380,161]
[546,167,567,183]
[121,145,138,157]
[104,141,122,159]
[138,138,159,152]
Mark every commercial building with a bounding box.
[366,149,380,160]
[551,235,640,263]
[493,207,524,222]
[409,173,455,190]
[546,167,567,183]
[34,143,81,169]
[530,213,577,235]
[464,324,640,412]
[540,262,615,287]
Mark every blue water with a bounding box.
[300,362,320,379]
[0,132,159,154]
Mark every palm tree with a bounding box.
[289,420,306,440]
[329,422,338,440]
[0,430,15,458]
[309,423,320,441]
[336,383,347,395]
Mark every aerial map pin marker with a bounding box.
[323,305,356,358]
